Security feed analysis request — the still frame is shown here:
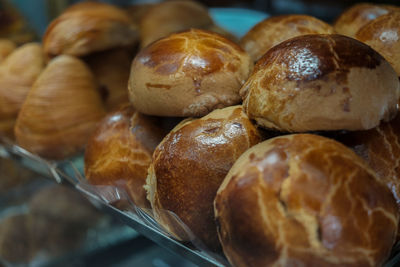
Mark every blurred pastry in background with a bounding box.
[139,0,214,48]
[0,157,35,194]
[85,105,165,209]
[43,1,139,57]
[334,3,400,38]
[0,42,44,140]
[125,3,154,26]
[84,48,133,111]
[240,14,334,62]
[129,29,252,117]
[0,39,15,62]
[14,55,106,160]
[356,11,400,76]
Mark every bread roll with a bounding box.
[334,3,400,38]
[15,55,105,159]
[129,29,252,117]
[0,39,15,62]
[139,0,213,48]
[84,48,133,110]
[240,15,334,62]
[356,12,400,76]
[0,43,44,139]
[241,34,399,132]
[146,106,262,251]
[85,105,165,209]
[215,134,398,267]
[43,2,138,57]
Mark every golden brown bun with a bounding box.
[0,43,44,140]
[0,39,16,62]
[338,114,400,238]
[14,55,106,160]
[129,29,252,117]
[85,105,165,209]
[145,106,262,251]
[84,48,132,110]
[241,34,400,132]
[240,15,334,62]
[215,134,399,267]
[43,2,139,57]
[139,0,213,48]
[356,12,400,76]
[334,3,400,38]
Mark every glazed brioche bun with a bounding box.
[43,2,138,57]
[145,106,262,251]
[0,39,16,62]
[139,0,213,48]
[129,29,252,117]
[0,43,45,139]
[356,12,400,76]
[215,134,399,267]
[14,55,105,160]
[334,3,400,38]
[241,34,399,132]
[84,105,165,209]
[240,15,334,62]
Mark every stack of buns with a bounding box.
[1,1,400,266]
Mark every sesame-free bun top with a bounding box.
[356,12,400,76]
[240,15,334,62]
[334,3,400,38]
[43,2,138,57]
[241,34,400,132]
[214,134,398,267]
[139,0,213,48]
[145,106,262,251]
[129,29,252,117]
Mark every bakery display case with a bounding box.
[1,0,400,266]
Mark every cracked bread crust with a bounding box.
[129,29,252,117]
[215,134,398,267]
[241,34,399,132]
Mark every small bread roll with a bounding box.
[356,12,400,76]
[241,34,400,132]
[240,15,334,62]
[15,55,105,159]
[139,0,213,48]
[0,39,16,62]
[84,48,133,110]
[146,106,262,251]
[215,134,399,267]
[0,43,44,139]
[334,3,400,38]
[129,29,252,117]
[85,105,165,209]
[43,2,138,57]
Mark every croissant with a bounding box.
[84,48,132,110]
[43,2,139,57]
[0,43,44,140]
[14,55,106,159]
[0,39,16,62]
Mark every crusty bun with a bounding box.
[85,105,165,209]
[145,106,262,251]
[84,48,133,110]
[240,15,334,62]
[334,3,400,38]
[0,39,16,62]
[129,29,252,117]
[241,34,399,132]
[139,0,213,48]
[215,134,399,267]
[43,2,138,57]
[15,55,105,160]
[356,12,400,76]
[0,43,45,139]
